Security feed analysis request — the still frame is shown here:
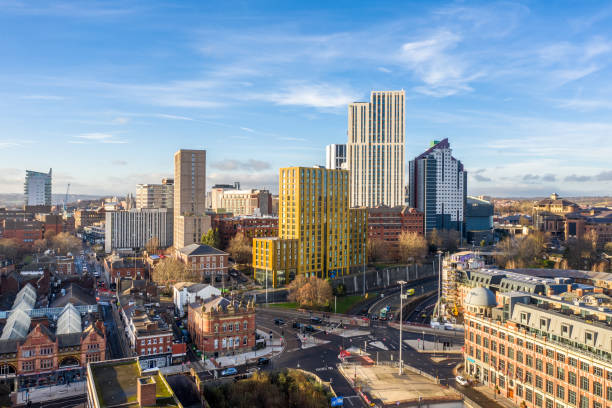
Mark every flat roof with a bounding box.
[89,359,179,407]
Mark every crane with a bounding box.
[63,183,70,213]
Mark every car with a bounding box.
[310,317,322,324]
[257,357,270,366]
[221,367,238,376]
[304,325,316,332]
[274,318,285,326]
[455,376,469,386]
[292,322,302,329]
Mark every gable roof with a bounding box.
[0,308,31,340]
[50,283,95,308]
[56,303,82,335]
[177,244,227,256]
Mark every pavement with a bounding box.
[338,364,462,406]
[203,339,284,369]
[15,380,86,405]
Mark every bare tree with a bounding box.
[50,232,82,255]
[398,231,428,264]
[288,275,332,308]
[145,236,160,255]
[367,238,390,263]
[152,258,191,287]
[0,238,22,261]
[33,239,49,253]
[227,233,251,264]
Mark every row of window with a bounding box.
[214,321,249,333]
[214,336,249,349]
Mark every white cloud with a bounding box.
[277,136,307,142]
[113,117,130,124]
[72,133,128,144]
[240,127,255,133]
[20,94,65,100]
[260,83,360,108]
[75,133,114,140]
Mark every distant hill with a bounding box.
[0,193,106,209]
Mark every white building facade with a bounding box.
[173,282,222,317]
[347,90,405,207]
[104,208,173,253]
[24,169,52,206]
[325,144,346,170]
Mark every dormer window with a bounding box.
[561,324,569,337]
[540,318,547,329]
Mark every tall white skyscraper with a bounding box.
[408,139,466,233]
[325,144,346,170]
[24,169,52,206]
[347,90,405,207]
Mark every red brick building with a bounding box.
[213,216,279,248]
[367,206,424,248]
[175,244,228,284]
[188,296,256,356]
[103,255,147,283]
[0,219,44,246]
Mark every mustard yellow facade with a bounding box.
[253,167,367,287]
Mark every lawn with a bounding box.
[267,294,376,314]
[268,302,300,309]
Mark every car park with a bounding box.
[221,367,238,376]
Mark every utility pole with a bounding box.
[398,280,406,375]
[362,253,366,296]
[265,269,268,307]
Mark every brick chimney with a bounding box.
[137,376,156,407]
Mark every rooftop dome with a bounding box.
[465,287,497,307]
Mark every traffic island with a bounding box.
[338,363,462,407]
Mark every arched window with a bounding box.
[235,336,239,347]
[222,338,227,348]
[243,321,248,330]
[243,336,248,345]
[234,322,239,331]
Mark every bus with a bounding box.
[406,288,415,296]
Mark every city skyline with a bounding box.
[1,1,612,197]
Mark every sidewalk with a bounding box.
[471,384,517,408]
[16,381,86,405]
[404,338,462,353]
[203,342,283,370]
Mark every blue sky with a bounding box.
[1,1,611,197]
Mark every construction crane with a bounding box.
[63,184,70,213]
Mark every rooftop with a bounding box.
[177,243,227,256]
[88,358,180,408]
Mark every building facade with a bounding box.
[217,189,272,216]
[347,90,405,207]
[325,143,346,170]
[24,169,52,206]
[465,196,494,244]
[252,167,367,287]
[367,205,424,247]
[174,149,211,249]
[175,244,229,284]
[123,307,174,369]
[104,208,172,253]
[74,208,105,230]
[212,215,278,248]
[187,296,255,356]
[136,178,174,209]
[0,219,44,246]
[408,139,467,233]
[464,287,612,408]
[173,282,221,317]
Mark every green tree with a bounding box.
[201,228,221,248]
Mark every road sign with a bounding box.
[331,396,344,406]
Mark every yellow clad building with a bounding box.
[253,167,367,287]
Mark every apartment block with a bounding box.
[347,90,405,207]
[217,189,272,216]
[136,178,174,209]
[326,143,346,170]
[24,169,52,206]
[367,205,424,250]
[173,149,211,249]
[74,208,105,230]
[104,208,172,253]
[409,139,466,233]
[252,167,367,287]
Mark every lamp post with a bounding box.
[398,280,407,375]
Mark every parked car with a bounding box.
[310,317,322,324]
[257,357,270,366]
[455,376,469,386]
[221,367,238,376]
[292,322,302,329]
[274,318,285,326]
[304,325,316,332]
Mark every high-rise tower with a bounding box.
[173,149,210,248]
[347,90,405,207]
[24,169,52,206]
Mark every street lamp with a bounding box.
[398,280,407,375]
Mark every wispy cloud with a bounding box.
[259,83,360,108]
[75,133,114,140]
[73,133,127,144]
[210,159,270,171]
[277,136,307,142]
[20,94,65,100]
[240,127,255,133]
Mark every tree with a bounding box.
[605,242,612,254]
[145,237,160,254]
[427,229,460,252]
[0,238,22,261]
[398,231,428,264]
[367,238,390,263]
[201,228,221,249]
[50,232,81,255]
[495,231,548,269]
[288,276,332,308]
[33,239,49,253]
[152,258,191,287]
[519,216,531,226]
[566,237,597,270]
[227,232,251,264]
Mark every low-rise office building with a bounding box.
[175,244,228,284]
[187,296,256,357]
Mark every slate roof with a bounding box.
[50,283,95,308]
[177,244,227,256]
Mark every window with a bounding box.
[557,367,565,380]
[40,359,53,369]
[214,339,219,349]
[568,390,576,405]
[214,324,219,333]
[580,361,589,372]
[579,396,588,408]
[535,392,543,407]
[536,359,543,371]
[22,361,34,371]
[526,355,533,367]
[556,353,565,363]
[546,349,554,358]
[141,340,145,346]
[568,357,577,367]
[153,338,157,344]
[536,376,543,389]
[594,381,602,397]
[556,385,564,400]
[594,366,603,377]
[580,376,589,391]
[243,321,248,330]
[546,363,554,376]
[525,372,533,384]
[607,386,612,401]
[526,388,533,402]
[546,380,553,394]
[243,336,248,345]
[517,350,523,363]
[517,384,523,397]
[235,322,240,332]
[568,372,576,386]
[229,323,233,332]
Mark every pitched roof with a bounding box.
[56,303,82,335]
[50,283,95,308]
[0,308,31,340]
[177,244,227,256]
